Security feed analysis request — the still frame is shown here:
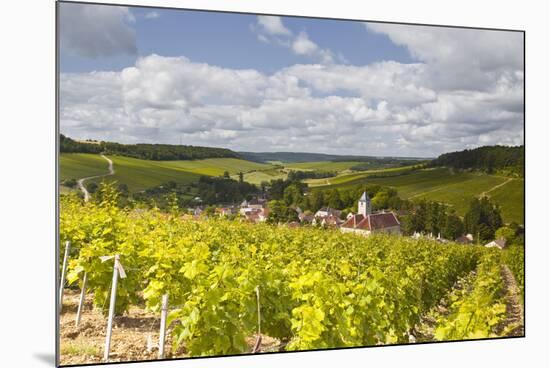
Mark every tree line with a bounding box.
[60,134,239,161]
[429,145,524,176]
[402,196,523,244]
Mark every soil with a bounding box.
[498,265,524,336]
[59,289,281,365]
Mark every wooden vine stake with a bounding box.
[59,241,71,311]
[252,285,262,353]
[75,272,88,327]
[158,294,169,359]
[101,254,126,362]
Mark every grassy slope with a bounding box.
[284,161,363,172]
[60,153,112,181]
[305,165,418,186]
[488,179,524,224]
[60,154,276,192]
[314,167,521,224]
[237,169,287,185]
[157,158,272,176]
[97,156,202,192]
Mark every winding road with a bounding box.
[77,155,115,202]
[478,177,514,198]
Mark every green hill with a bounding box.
[313,167,523,224]
[60,153,274,192]
[60,153,113,180]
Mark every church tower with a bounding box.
[358,191,371,216]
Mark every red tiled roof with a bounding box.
[341,214,365,228]
[368,213,400,230]
[341,213,399,230]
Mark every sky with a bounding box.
[58,2,524,157]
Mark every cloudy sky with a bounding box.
[59,2,524,157]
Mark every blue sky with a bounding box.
[58,2,524,157]
[60,5,413,74]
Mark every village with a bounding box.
[186,191,509,250]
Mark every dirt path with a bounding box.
[479,177,514,198]
[500,264,524,336]
[408,186,444,199]
[77,155,115,202]
[60,289,281,365]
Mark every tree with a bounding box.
[326,189,342,209]
[267,200,298,224]
[86,182,99,194]
[464,197,503,243]
[283,183,303,206]
[309,191,325,212]
[260,181,269,193]
[442,212,464,240]
[223,171,230,179]
[63,178,77,188]
[238,172,244,183]
[371,192,390,211]
[495,226,516,244]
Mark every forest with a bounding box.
[429,145,524,176]
[60,134,239,161]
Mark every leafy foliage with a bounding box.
[61,185,516,356]
[433,252,507,340]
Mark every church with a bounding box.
[340,192,401,236]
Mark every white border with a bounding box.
[1,1,548,367]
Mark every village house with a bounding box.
[240,198,267,215]
[215,206,237,217]
[312,214,343,227]
[298,212,315,224]
[314,207,342,219]
[484,238,507,249]
[340,192,401,236]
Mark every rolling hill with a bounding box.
[60,153,275,192]
[312,167,523,224]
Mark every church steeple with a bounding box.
[358,191,371,216]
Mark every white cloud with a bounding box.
[60,44,523,157]
[253,18,339,65]
[365,23,523,91]
[144,11,160,19]
[292,31,318,55]
[59,3,137,58]
[256,16,292,36]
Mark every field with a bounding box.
[59,192,524,364]
[60,154,114,181]
[60,153,276,192]
[60,154,523,223]
[157,158,272,176]
[313,167,523,224]
[284,161,363,172]
[236,168,287,185]
[489,179,525,224]
[304,165,421,186]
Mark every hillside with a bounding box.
[312,167,524,224]
[60,134,239,161]
[430,145,524,176]
[60,153,273,192]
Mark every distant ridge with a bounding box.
[239,151,431,164]
[60,134,239,161]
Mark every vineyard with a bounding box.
[59,184,524,364]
